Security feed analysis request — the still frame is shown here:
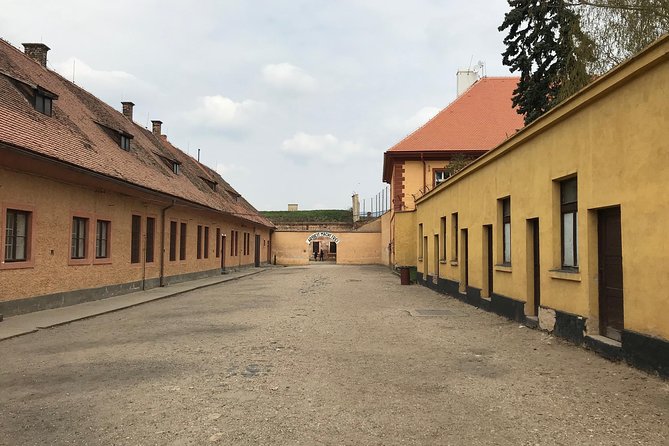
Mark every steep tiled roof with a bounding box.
[0,39,273,228]
[387,77,523,153]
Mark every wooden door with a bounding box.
[220,235,226,271]
[423,236,429,280]
[598,207,624,341]
[462,229,469,288]
[484,225,493,297]
[530,218,541,315]
[433,235,439,284]
[254,235,261,267]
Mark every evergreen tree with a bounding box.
[499,0,594,125]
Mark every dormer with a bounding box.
[201,177,218,191]
[34,87,57,116]
[155,152,181,175]
[95,121,134,151]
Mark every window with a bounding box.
[172,162,180,175]
[561,177,578,268]
[35,91,53,116]
[4,209,30,262]
[230,230,235,256]
[120,134,130,151]
[216,228,221,258]
[146,217,155,263]
[418,224,424,259]
[243,232,250,256]
[95,220,110,259]
[180,222,187,260]
[452,213,459,261]
[330,241,337,253]
[440,216,447,261]
[204,226,209,259]
[502,197,511,264]
[169,221,177,261]
[197,225,203,259]
[434,169,449,186]
[131,215,141,264]
[71,217,88,259]
[234,230,239,256]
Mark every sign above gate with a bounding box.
[306,232,340,244]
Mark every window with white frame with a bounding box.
[560,177,578,269]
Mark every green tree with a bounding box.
[571,0,669,73]
[499,0,594,124]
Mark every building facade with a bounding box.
[382,76,523,266]
[0,41,274,317]
[395,35,669,375]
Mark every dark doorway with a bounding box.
[423,236,429,281]
[312,241,320,260]
[598,207,624,341]
[462,229,469,289]
[529,218,540,315]
[254,234,261,267]
[484,225,493,297]
[220,235,226,272]
[433,235,439,284]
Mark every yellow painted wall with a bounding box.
[393,211,416,268]
[0,167,270,302]
[272,230,383,265]
[408,39,669,341]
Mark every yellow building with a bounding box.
[382,76,523,266]
[392,35,669,376]
[0,41,273,317]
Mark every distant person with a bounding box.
[319,249,324,261]
[314,250,318,261]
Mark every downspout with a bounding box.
[159,200,176,287]
[421,152,427,195]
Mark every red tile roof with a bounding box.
[388,77,523,153]
[0,39,273,228]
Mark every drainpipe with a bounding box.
[159,200,176,287]
[421,152,427,195]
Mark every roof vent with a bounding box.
[121,102,135,121]
[22,43,50,67]
[151,120,162,136]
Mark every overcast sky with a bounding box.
[1,0,514,211]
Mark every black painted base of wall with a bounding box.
[0,267,226,318]
[622,330,669,378]
[554,310,587,345]
[413,271,669,378]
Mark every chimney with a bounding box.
[456,69,479,97]
[352,194,360,223]
[151,120,162,136]
[22,43,50,67]
[121,102,135,121]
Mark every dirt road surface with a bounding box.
[1,265,667,445]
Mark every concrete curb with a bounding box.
[0,268,267,342]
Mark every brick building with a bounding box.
[0,40,274,317]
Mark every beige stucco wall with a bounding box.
[0,167,271,302]
[272,230,383,265]
[405,42,669,341]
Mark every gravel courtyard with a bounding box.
[0,265,667,445]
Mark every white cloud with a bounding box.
[54,57,137,86]
[187,95,266,129]
[216,163,249,175]
[404,106,441,130]
[262,63,317,92]
[281,132,375,165]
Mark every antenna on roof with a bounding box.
[468,55,474,71]
[198,148,201,162]
[72,59,76,83]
